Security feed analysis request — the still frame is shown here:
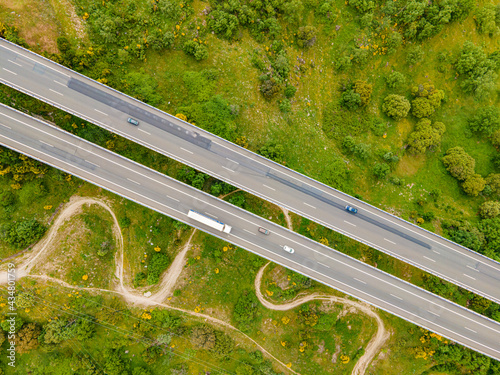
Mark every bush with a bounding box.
[342,136,356,153]
[258,142,284,162]
[147,253,170,284]
[279,98,292,113]
[442,147,476,181]
[382,94,411,120]
[208,10,239,39]
[296,26,317,48]
[183,41,209,61]
[406,46,424,65]
[468,107,500,136]
[340,90,361,110]
[479,201,500,219]
[353,80,373,105]
[233,290,259,329]
[284,85,297,98]
[387,32,402,54]
[461,174,486,196]
[1,219,46,249]
[259,77,280,99]
[373,163,390,179]
[386,71,406,89]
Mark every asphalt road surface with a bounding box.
[1,103,500,361]
[1,39,500,306]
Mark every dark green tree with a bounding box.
[468,107,500,136]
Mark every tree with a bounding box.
[455,41,499,99]
[373,163,390,179]
[157,0,181,20]
[43,318,71,344]
[487,174,500,194]
[407,119,445,153]
[17,323,41,354]
[69,317,96,341]
[147,30,174,51]
[442,147,475,181]
[411,97,435,118]
[208,10,239,39]
[468,107,500,136]
[479,201,500,219]
[386,32,402,54]
[386,71,406,89]
[123,71,162,106]
[406,46,424,65]
[190,325,216,350]
[462,173,486,196]
[284,85,297,98]
[353,80,373,105]
[382,94,411,120]
[296,26,317,48]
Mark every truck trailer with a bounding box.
[187,210,232,234]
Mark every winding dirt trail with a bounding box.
[255,263,390,375]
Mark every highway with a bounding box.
[1,103,500,361]
[1,39,500,306]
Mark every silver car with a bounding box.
[283,245,295,254]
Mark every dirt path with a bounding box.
[280,207,293,231]
[150,230,196,303]
[255,263,390,375]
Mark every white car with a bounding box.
[283,245,295,254]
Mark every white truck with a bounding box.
[187,210,232,234]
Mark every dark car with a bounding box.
[127,117,139,126]
[258,227,270,235]
[345,205,358,214]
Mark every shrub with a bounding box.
[147,253,170,285]
[387,32,402,54]
[411,97,435,118]
[353,80,373,105]
[340,90,362,110]
[279,98,292,113]
[406,46,424,65]
[386,71,406,89]
[233,290,259,329]
[373,163,390,179]
[259,77,280,99]
[183,41,209,61]
[474,5,500,35]
[258,142,284,162]
[296,26,318,48]
[284,85,297,98]
[1,219,46,249]
[382,94,411,120]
